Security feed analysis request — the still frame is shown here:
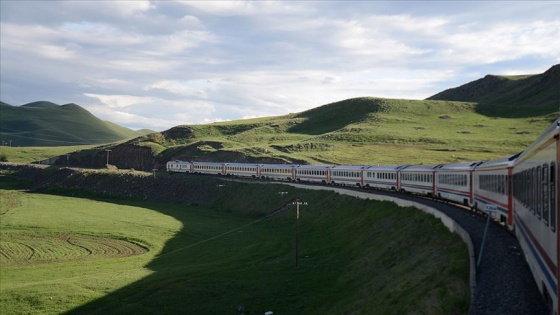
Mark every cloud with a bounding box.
[1,1,558,132]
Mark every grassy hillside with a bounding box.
[428,64,559,117]
[8,65,559,168]
[130,97,554,167]
[0,170,468,314]
[0,101,153,147]
[0,145,97,163]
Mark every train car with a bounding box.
[166,160,192,173]
[473,153,520,226]
[435,161,482,207]
[363,165,402,190]
[295,165,330,184]
[224,163,260,178]
[329,165,367,186]
[259,164,297,181]
[399,164,439,196]
[512,118,559,314]
[192,161,226,175]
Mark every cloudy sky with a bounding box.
[1,1,559,131]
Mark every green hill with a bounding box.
[11,64,559,168]
[131,65,557,168]
[427,64,559,117]
[0,101,153,147]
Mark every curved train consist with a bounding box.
[167,118,560,314]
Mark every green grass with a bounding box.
[0,101,152,147]
[147,97,556,166]
[0,145,97,163]
[4,97,556,167]
[0,174,469,314]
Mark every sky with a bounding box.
[1,1,559,131]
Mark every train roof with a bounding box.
[516,117,559,163]
[224,163,261,167]
[363,165,402,171]
[259,164,297,168]
[167,160,189,163]
[435,161,483,171]
[296,165,332,169]
[192,161,225,165]
[475,152,522,169]
[330,165,370,170]
[400,164,442,172]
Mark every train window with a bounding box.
[543,164,549,226]
[532,167,538,217]
[523,169,533,212]
[537,166,542,219]
[550,162,556,232]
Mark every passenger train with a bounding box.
[167,118,560,314]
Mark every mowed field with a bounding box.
[0,173,469,314]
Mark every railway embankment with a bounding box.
[0,163,222,205]
[256,181,550,315]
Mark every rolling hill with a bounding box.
[13,64,559,169]
[0,101,153,147]
[427,64,560,117]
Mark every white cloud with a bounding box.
[1,1,558,131]
[178,1,303,16]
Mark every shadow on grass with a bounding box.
[32,184,309,314]
[0,169,471,315]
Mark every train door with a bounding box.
[507,167,514,230]
[360,170,364,187]
[429,171,437,198]
[469,170,474,207]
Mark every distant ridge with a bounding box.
[427,64,559,117]
[0,101,154,147]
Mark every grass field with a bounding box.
[0,145,97,164]
[0,173,469,314]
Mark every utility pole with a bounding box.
[105,149,112,167]
[291,198,308,267]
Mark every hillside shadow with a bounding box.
[474,102,559,119]
[31,190,288,314]
[59,196,211,314]
[288,97,385,135]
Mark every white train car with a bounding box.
[166,160,192,173]
[330,165,366,186]
[295,165,330,184]
[224,163,260,178]
[363,165,402,190]
[435,161,482,207]
[473,154,519,226]
[512,118,559,314]
[192,161,225,175]
[259,164,297,181]
[399,164,438,196]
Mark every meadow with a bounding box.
[0,172,469,314]
[0,145,96,164]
